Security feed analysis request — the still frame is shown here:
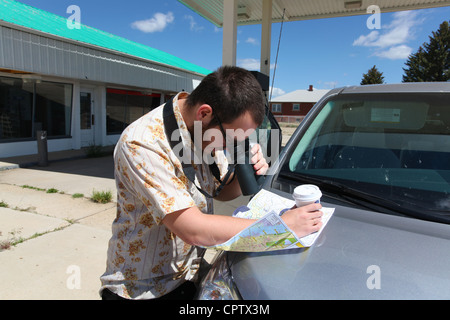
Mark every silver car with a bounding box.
[198,82,450,300]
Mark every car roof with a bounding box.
[334,82,450,95]
[315,82,450,105]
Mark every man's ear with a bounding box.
[196,104,214,124]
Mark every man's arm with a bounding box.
[162,206,254,247]
[162,203,323,248]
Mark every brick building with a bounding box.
[270,85,329,123]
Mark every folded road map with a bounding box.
[205,189,335,252]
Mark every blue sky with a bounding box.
[16,0,450,97]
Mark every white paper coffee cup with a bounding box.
[293,185,322,207]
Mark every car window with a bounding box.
[279,92,450,222]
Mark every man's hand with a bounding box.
[281,203,323,239]
[250,143,269,176]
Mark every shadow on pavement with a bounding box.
[0,147,115,180]
[30,155,115,180]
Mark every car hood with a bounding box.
[228,201,450,300]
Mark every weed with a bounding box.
[91,190,112,204]
[21,185,63,194]
[0,229,24,251]
[21,185,45,192]
[0,240,11,251]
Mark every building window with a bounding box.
[106,88,161,135]
[0,76,72,141]
[35,81,72,137]
[293,104,300,111]
[272,104,282,113]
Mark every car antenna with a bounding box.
[269,8,286,103]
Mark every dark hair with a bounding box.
[186,66,265,126]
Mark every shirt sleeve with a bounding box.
[115,139,196,224]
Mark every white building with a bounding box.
[0,0,209,158]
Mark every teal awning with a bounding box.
[0,0,211,75]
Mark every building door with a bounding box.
[80,91,95,147]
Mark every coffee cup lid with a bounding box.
[293,185,322,201]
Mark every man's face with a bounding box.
[201,111,257,152]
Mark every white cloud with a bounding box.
[324,81,339,89]
[270,87,286,98]
[353,30,379,46]
[131,12,174,33]
[373,45,413,60]
[184,15,204,32]
[237,58,260,70]
[245,37,259,45]
[237,58,276,71]
[375,15,416,48]
[352,10,421,59]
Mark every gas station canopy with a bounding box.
[179,0,450,27]
[178,0,450,77]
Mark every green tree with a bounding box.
[361,65,385,85]
[403,20,450,82]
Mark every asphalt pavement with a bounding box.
[0,150,248,300]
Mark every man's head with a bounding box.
[185,66,265,151]
[186,66,265,128]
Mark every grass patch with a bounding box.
[21,185,46,192]
[91,190,112,204]
[18,184,88,203]
[0,201,8,208]
[0,225,72,251]
[21,185,65,195]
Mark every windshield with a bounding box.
[279,92,450,223]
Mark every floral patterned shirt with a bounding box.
[100,92,228,299]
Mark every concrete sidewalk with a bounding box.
[0,151,248,300]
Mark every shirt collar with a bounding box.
[172,92,197,154]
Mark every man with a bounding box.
[100,66,323,300]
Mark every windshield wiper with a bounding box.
[284,172,400,209]
[279,172,450,224]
